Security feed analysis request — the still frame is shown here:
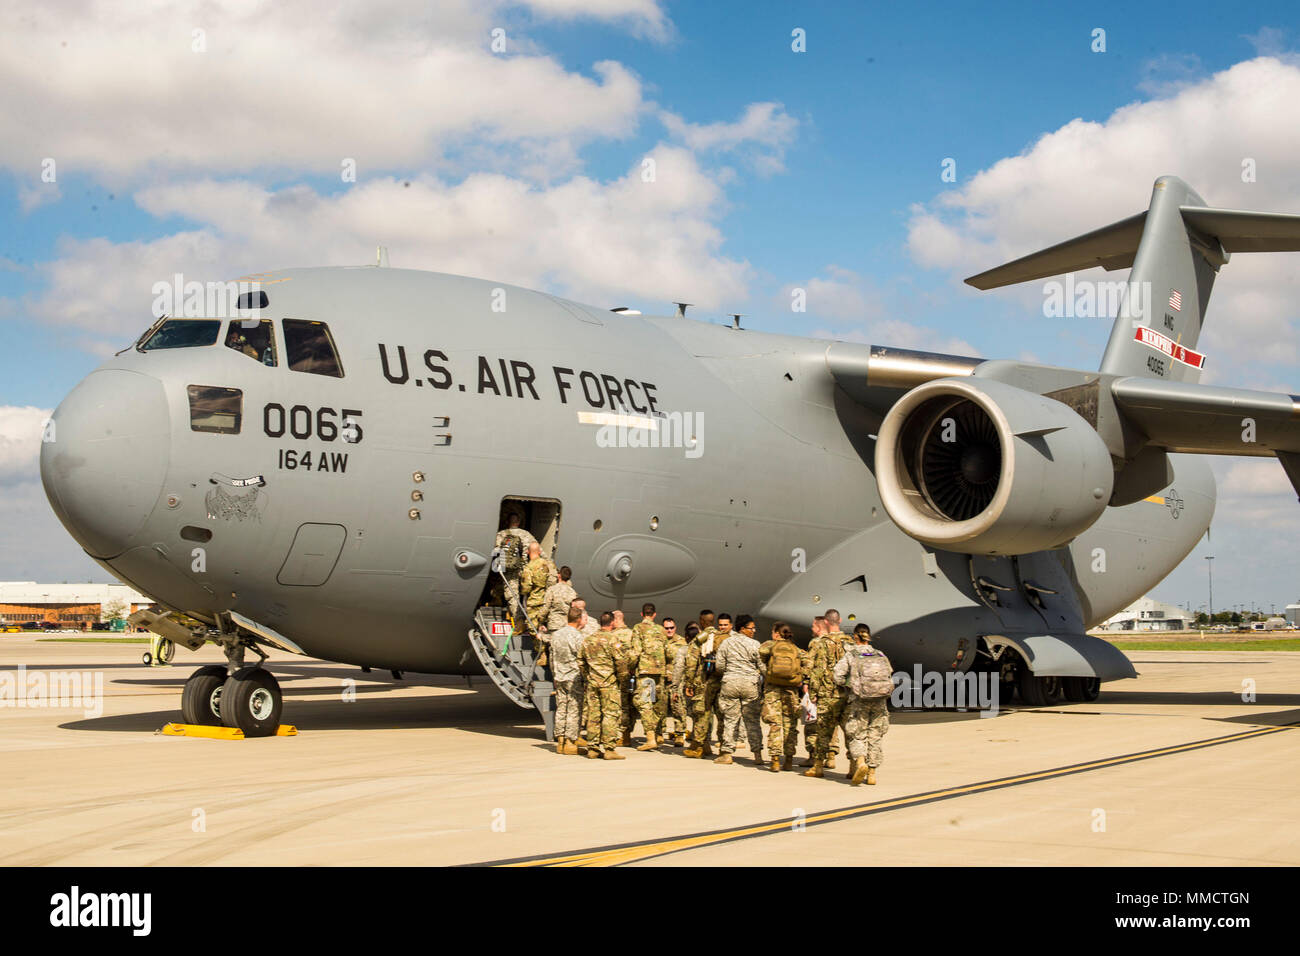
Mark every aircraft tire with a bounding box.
[220,667,283,737]
[141,652,152,666]
[1062,676,1100,702]
[1017,670,1063,707]
[181,665,229,725]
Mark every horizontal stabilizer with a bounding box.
[965,203,1300,291]
[965,213,1146,290]
[1179,207,1300,253]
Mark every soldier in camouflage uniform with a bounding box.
[610,610,637,745]
[833,624,892,785]
[541,566,579,634]
[758,621,810,772]
[800,616,832,764]
[493,512,537,613]
[683,611,727,757]
[804,609,854,778]
[660,617,687,745]
[572,599,599,749]
[578,611,627,759]
[629,603,669,750]
[519,544,552,631]
[549,606,588,755]
[714,615,765,766]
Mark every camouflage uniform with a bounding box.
[758,638,810,759]
[520,556,552,632]
[833,646,892,768]
[809,631,854,761]
[549,624,586,741]
[715,633,764,756]
[630,620,668,737]
[804,633,844,759]
[542,579,578,633]
[611,625,636,738]
[493,527,537,612]
[663,634,688,736]
[684,627,719,750]
[578,630,626,752]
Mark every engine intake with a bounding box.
[875,378,1114,554]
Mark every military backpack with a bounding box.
[847,647,895,699]
[766,640,802,687]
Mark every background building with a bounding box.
[0,582,155,629]
[1096,597,1188,632]
[1287,603,1300,628]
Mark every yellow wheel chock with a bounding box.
[160,723,298,739]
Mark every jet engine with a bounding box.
[875,378,1114,555]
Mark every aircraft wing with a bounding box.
[1111,376,1300,498]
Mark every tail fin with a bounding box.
[965,175,1300,383]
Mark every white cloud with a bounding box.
[517,0,670,40]
[0,1,653,183]
[905,57,1300,381]
[18,182,61,213]
[27,146,751,347]
[661,102,799,174]
[0,405,49,486]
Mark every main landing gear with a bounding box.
[1015,668,1101,706]
[179,636,284,737]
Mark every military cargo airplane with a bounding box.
[40,175,1300,736]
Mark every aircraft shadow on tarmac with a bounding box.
[58,680,539,738]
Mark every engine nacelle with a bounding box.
[875,378,1114,555]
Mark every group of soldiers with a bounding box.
[492,515,893,785]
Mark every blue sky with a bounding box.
[1,0,1297,613]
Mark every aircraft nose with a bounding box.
[40,369,171,559]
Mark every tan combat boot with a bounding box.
[713,753,733,765]
[781,756,794,772]
[682,746,703,758]
[563,738,578,755]
[866,765,877,785]
[769,756,781,773]
[603,749,626,760]
[636,733,659,752]
[576,735,589,749]
[850,758,868,786]
[803,759,825,778]
[555,737,567,755]
[586,749,600,759]
[826,754,837,771]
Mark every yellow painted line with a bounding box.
[1143,495,1165,504]
[489,721,1298,867]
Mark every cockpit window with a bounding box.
[187,385,242,434]
[139,319,221,351]
[225,319,277,366]
[283,319,343,377]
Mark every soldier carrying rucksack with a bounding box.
[832,623,894,786]
[757,622,810,772]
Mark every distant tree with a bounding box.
[1194,612,1210,626]
[102,598,128,623]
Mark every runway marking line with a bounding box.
[479,720,1299,867]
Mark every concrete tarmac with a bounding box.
[0,636,1296,866]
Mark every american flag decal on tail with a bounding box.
[1168,288,1182,311]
